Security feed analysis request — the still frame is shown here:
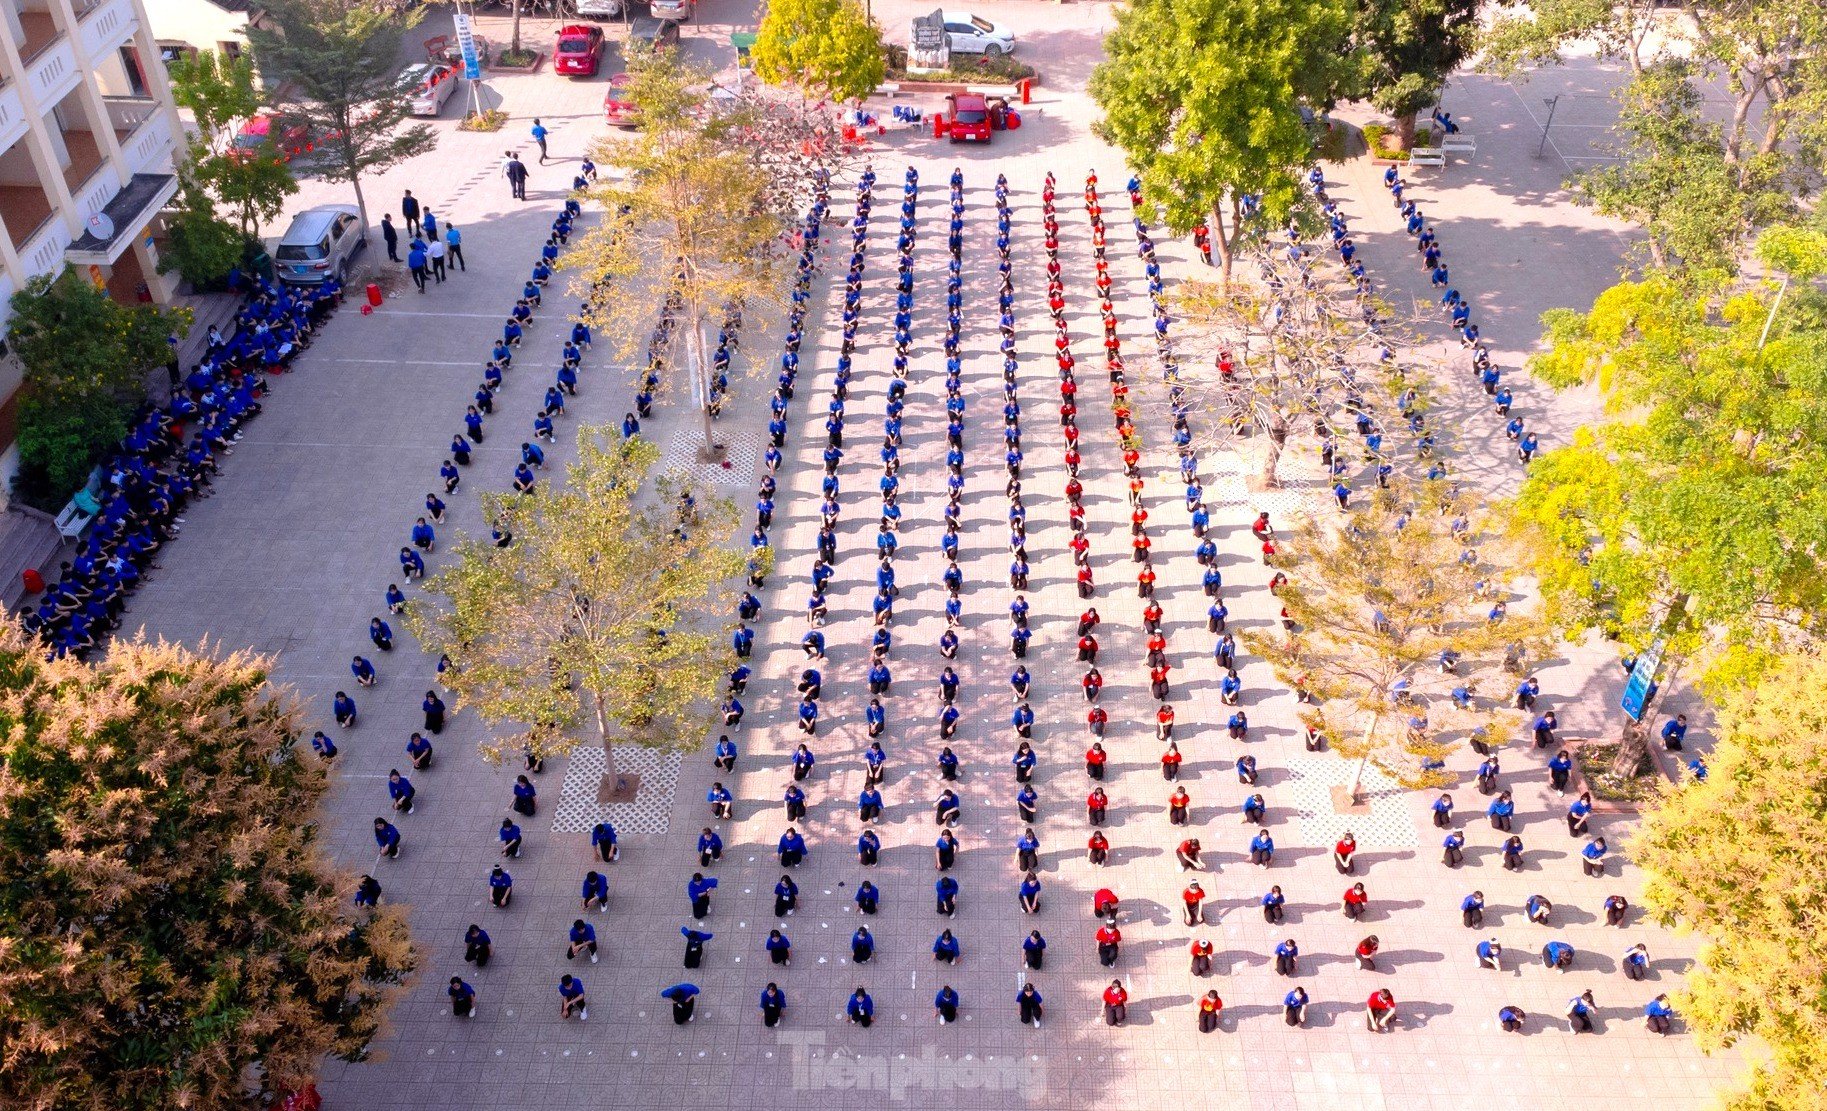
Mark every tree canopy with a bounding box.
[566,53,789,450]
[8,271,190,505]
[1355,0,1482,145]
[248,0,436,236]
[0,631,416,1110]
[1513,241,1827,691]
[753,0,886,104]
[1632,649,1827,1111]
[1248,481,1543,801]
[168,48,297,237]
[1089,0,1357,284]
[403,429,753,782]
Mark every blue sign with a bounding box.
[1620,639,1664,722]
[454,13,483,81]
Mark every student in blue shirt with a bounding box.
[558,974,587,1021]
[1487,791,1515,830]
[934,985,960,1025]
[760,983,787,1027]
[334,691,358,728]
[687,872,717,918]
[1460,890,1484,927]
[1661,713,1688,750]
[1645,994,1674,1034]
[1249,831,1274,865]
[777,827,807,867]
[386,770,415,814]
[1499,1004,1525,1032]
[310,731,338,761]
[568,919,599,963]
[1582,836,1608,877]
[449,976,476,1018]
[579,870,608,912]
[1019,872,1042,914]
[1565,990,1595,1033]
[935,875,960,916]
[487,866,512,907]
[350,655,376,687]
[846,987,875,1027]
[933,929,961,965]
[697,827,723,866]
[850,926,875,964]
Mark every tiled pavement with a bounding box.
[111,8,1742,1109]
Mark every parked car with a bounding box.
[228,112,311,160]
[275,205,366,286]
[651,0,696,21]
[941,12,1015,55]
[603,72,639,128]
[941,92,995,142]
[627,16,682,54]
[574,0,624,18]
[402,62,459,117]
[554,23,605,76]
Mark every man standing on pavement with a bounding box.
[428,235,448,283]
[401,189,421,237]
[407,239,429,293]
[532,118,550,163]
[381,213,400,263]
[505,151,529,201]
[445,224,465,271]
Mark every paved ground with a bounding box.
[113,3,1745,1108]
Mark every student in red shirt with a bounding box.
[1343,882,1369,920]
[1197,990,1222,1033]
[1086,740,1108,775]
[1161,741,1183,781]
[1096,924,1122,967]
[1103,980,1128,1025]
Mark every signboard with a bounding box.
[911,10,948,49]
[454,12,483,81]
[1620,639,1664,722]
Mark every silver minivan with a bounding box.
[275,204,366,286]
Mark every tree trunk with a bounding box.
[1210,200,1235,289]
[1346,712,1380,804]
[593,693,626,791]
[350,174,371,245]
[511,0,523,55]
[1259,411,1288,488]
[686,305,716,454]
[1724,81,1759,165]
[1394,113,1417,151]
[1610,717,1651,779]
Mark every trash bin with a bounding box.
[1018,77,1033,104]
[932,114,948,139]
[367,282,384,307]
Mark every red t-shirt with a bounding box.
[1103,984,1127,1006]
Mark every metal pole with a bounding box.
[1535,95,1560,158]
[1756,277,1789,352]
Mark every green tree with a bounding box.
[1573,62,1792,276]
[167,47,297,237]
[1089,0,1357,286]
[567,54,788,454]
[1480,0,1666,77]
[7,271,190,505]
[248,0,437,238]
[160,178,247,288]
[753,0,887,104]
[1246,481,1542,802]
[1356,0,1481,148]
[403,429,755,789]
[1514,238,1827,772]
[0,630,417,1110]
[1631,652,1827,1111]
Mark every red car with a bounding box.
[228,113,313,161]
[943,93,994,142]
[603,73,639,127]
[555,23,605,76]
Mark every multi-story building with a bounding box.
[0,0,181,459]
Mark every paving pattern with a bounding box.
[112,13,1744,1106]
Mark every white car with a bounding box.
[403,63,459,117]
[651,0,696,20]
[941,12,1014,56]
[574,0,624,18]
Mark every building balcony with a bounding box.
[75,0,135,69]
[13,9,60,64]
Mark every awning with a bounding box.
[64,172,179,265]
[730,31,757,56]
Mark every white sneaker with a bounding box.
[579,1008,588,1021]
[590,953,598,963]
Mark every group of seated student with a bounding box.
[20,272,343,660]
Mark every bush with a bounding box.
[13,392,129,508]
[886,48,1037,84]
[459,108,509,132]
[1363,121,1438,161]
